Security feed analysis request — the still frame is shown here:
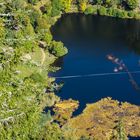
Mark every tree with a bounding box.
[49,41,68,57]
[28,0,39,5]
[125,0,139,10]
[61,0,73,12]
[112,120,128,140]
[44,32,53,46]
[104,0,120,7]
[84,6,98,15]
[78,0,88,12]
[94,0,103,5]
[12,0,26,10]
[51,0,63,17]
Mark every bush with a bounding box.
[116,9,128,18]
[27,7,42,28]
[30,73,46,83]
[98,6,107,16]
[94,0,103,5]
[125,0,139,10]
[44,32,53,46]
[36,17,49,33]
[104,0,120,7]
[61,0,73,13]
[44,3,52,16]
[107,8,128,18]
[106,8,114,16]
[127,11,135,18]
[84,6,98,15]
[12,0,26,10]
[51,0,62,17]
[49,41,68,57]
[78,0,88,12]
[28,0,39,5]
[133,13,140,19]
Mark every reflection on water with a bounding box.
[51,14,140,115]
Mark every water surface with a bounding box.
[51,14,140,114]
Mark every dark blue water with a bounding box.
[51,14,140,116]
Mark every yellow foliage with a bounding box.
[79,2,87,12]
[55,101,79,109]
[61,0,73,12]
[63,98,140,139]
[53,99,79,125]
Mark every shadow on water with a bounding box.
[50,14,140,119]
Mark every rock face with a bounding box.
[63,98,140,140]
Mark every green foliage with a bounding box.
[104,0,120,7]
[116,9,128,18]
[44,32,53,46]
[125,0,139,10]
[39,122,64,140]
[28,0,39,5]
[44,2,52,16]
[27,7,42,28]
[127,10,135,17]
[94,0,103,5]
[133,12,140,19]
[0,1,67,139]
[51,0,62,17]
[36,17,50,33]
[30,72,46,83]
[0,0,140,139]
[79,0,140,19]
[98,6,107,16]
[0,75,43,139]
[49,41,68,57]
[12,0,26,10]
[112,120,128,140]
[84,6,98,15]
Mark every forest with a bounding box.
[0,0,140,140]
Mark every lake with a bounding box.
[51,14,140,115]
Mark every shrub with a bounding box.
[78,0,88,12]
[61,0,73,13]
[49,41,68,57]
[28,0,39,5]
[107,8,128,18]
[30,73,46,83]
[127,11,135,18]
[98,6,107,16]
[36,17,49,33]
[104,0,120,7]
[94,0,103,5]
[84,6,98,15]
[133,13,140,19]
[44,32,53,46]
[116,9,128,18]
[125,0,139,10]
[27,7,42,28]
[44,3,52,16]
[106,8,114,16]
[12,0,26,10]
[51,0,62,17]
